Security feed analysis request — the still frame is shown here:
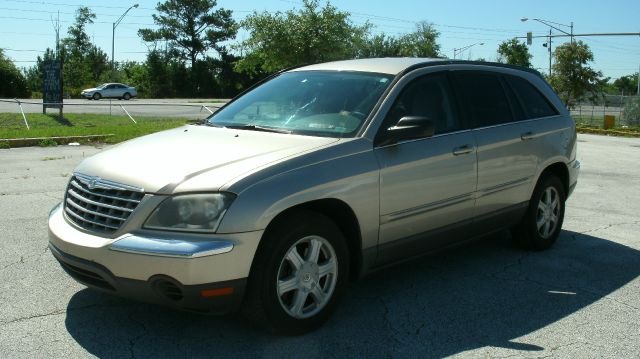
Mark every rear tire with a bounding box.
[243,210,349,335]
[512,175,566,250]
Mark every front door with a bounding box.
[374,72,477,264]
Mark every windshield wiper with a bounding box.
[223,124,292,134]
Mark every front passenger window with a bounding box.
[383,73,460,136]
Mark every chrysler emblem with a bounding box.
[87,177,100,189]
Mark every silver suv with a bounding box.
[48,58,579,334]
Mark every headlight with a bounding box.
[144,193,235,233]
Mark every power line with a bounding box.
[0,6,153,18]
[2,30,141,39]
[1,48,45,52]
[0,15,156,26]
[0,0,156,11]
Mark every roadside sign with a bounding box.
[43,60,63,115]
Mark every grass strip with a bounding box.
[0,113,190,144]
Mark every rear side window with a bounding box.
[505,75,558,119]
[453,72,513,127]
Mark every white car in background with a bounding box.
[81,83,137,100]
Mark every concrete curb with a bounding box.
[0,134,114,148]
[576,127,640,138]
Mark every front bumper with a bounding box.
[48,203,262,314]
[50,243,247,314]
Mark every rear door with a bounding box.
[374,72,477,264]
[452,71,538,232]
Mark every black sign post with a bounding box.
[43,60,63,117]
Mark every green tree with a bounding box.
[548,41,603,107]
[236,0,369,74]
[0,49,29,98]
[143,50,171,98]
[119,61,149,97]
[357,33,402,58]
[63,7,95,55]
[86,45,109,83]
[23,48,56,96]
[60,7,109,95]
[612,73,639,95]
[211,51,263,98]
[138,0,237,69]
[497,38,532,68]
[357,22,440,59]
[396,21,440,57]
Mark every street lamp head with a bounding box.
[479,42,485,46]
[133,4,139,8]
[520,17,529,22]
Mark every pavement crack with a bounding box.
[127,311,149,359]
[1,246,51,272]
[485,251,530,280]
[1,309,66,326]
[574,220,640,236]
[378,297,401,345]
[1,302,129,326]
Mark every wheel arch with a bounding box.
[254,198,363,281]
[537,161,570,197]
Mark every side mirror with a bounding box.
[380,116,435,146]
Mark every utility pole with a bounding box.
[547,29,552,77]
[50,11,60,58]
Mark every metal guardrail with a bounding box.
[0,98,223,130]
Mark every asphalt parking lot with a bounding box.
[1,133,639,358]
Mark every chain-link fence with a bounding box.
[571,95,640,128]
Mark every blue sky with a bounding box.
[1,0,638,82]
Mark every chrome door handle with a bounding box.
[521,132,535,140]
[453,145,474,156]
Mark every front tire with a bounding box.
[92,93,101,100]
[123,92,131,100]
[243,210,349,334]
[512,175,566,250]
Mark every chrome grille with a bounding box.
[64,173,144,233]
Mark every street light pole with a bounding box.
[111,4,139,83]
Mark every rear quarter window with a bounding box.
[505,75,558,119]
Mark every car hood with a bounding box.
[82,87,99,92]
[74,125,340,194]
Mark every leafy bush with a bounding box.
[0,50,30,98]
[0,141,10,149]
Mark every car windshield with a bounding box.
[97,83,108,89]
[207,71,393,137]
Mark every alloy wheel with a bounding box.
[276,235,338,319]
[536,186,560,239]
